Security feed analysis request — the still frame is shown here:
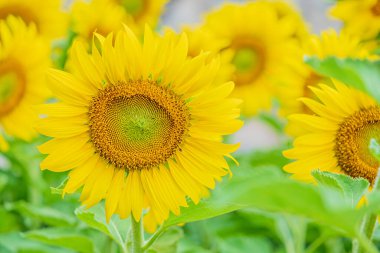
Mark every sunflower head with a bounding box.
[37,26,242,232]
[70,0,137,42]
[0,0,68,39]
[202,1,301,116]
[0,15,50,150]
[114,0,168,28]
[330,0,380,40]
[283,80,380,184]
[277,29,378,134]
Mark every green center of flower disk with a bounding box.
[335,106,380,184]
[121,0,145,18]
[0,61,26,117]
[231,37,265,86]
[88,80,190,170]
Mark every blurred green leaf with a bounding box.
[148,226,184,253]
[370,138,380,162]
[312,170,369,207]
[0,232,73,253]
[306,57,380,102]
[75,204,129,252]
[217,236,273,253]
[217,167,364,236]
[9,201,76,227]
[25,227,96,253]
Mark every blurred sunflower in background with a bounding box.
[283,81,380,183]
[202,1,304,116]
[330,0,380,40]
[0,16,50,151]
[36,26,242,232]
[70,0,136,42]
[113,0,168,28]
[0,0,68,39]
[278,29,378,136]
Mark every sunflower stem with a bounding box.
[352,168,380,253]
[131,217,144,253]
[141,225,166,251]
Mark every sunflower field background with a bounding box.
[1,0,380,252]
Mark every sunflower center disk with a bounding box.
[0,61,26,117]
[89,80,190,170]
[335,107,380,183]
[231,37,265,85]
[0,5,39,27]
[371,0,380,16]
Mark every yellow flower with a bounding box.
[202,1,301,116]
[113,0,168,28]
[330,0,380,40]
[0,16,50,150]
[36,26,242,232]
[283,81,380,183]
[277,29,378,135]
[70,0,136,42]
[0,0,68,39]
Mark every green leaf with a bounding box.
[306,57,380,102]
[148,227,184,253]
[9,201,76,227]
[75,204,129,251]
[369,138,380,162]
[0,232,73,253]
[216,167,365,236]
[217,236,273,253]
[312,170,369,207]
[25,228,96,253]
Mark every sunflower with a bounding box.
[36,26,242,232]
[0,0,68,39]
[283,80,380,184]
[70,0,137,42]
[277,29,378,135]
[0,16,50,151]
[330,0,380,40]
[113,0,168,28]
[202,1,301,116]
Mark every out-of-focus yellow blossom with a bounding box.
[0,16,50,150]
[330,0,380,40]
[0,0,68,39]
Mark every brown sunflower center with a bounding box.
[335,106,380,183]
[88,80,190,170]
[230,37,265,86]
[371,0,380,16]
[0,5,39,27]
[302,72,323,114]
[0,60,26,117]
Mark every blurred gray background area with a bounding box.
[162,0,340,33]
[161,0,341,152]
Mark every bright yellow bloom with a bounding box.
[278,29,378,135]
[36,26,242,232]
[330,0,380,40]
[70,0,136,42]
[0,0,68,39]
[113,0,168,28]
[0,16,50,150]
[202,1,302,116]
[283,81,380,183]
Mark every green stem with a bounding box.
[353,168,380,253]
[305,232,330,253]
[131,217,144,253]
[142,225,165,251]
